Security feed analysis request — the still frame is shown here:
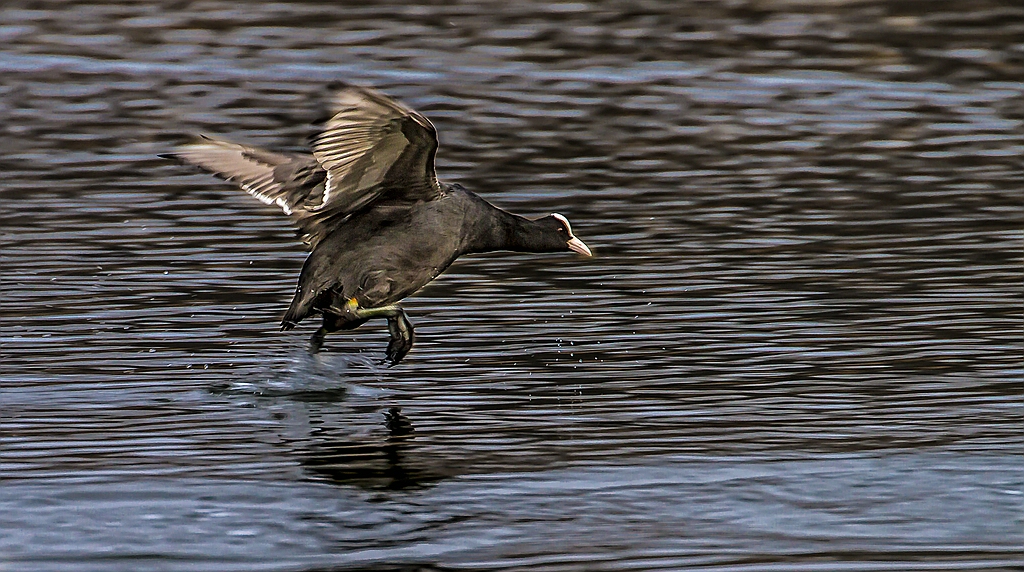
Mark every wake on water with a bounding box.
[220,345,394,400]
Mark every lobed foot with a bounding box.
[383,308,415,367]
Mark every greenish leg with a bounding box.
[315,298,415,365]
[351,304,401,319]
[352,303,414,366]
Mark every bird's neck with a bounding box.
[461,198,545,254]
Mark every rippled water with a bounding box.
[2,1,1022,571]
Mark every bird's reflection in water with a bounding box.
[302,406,450,491]
[213,360,454,491]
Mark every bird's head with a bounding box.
[534,213,592,256]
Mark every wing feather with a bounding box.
[162,85,444,250]
[310,85,441,207]
[161,136,320,218]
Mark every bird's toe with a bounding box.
[383,311,415,366]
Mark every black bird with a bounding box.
[162,85,591,365]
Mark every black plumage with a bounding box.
[162,85,591,365]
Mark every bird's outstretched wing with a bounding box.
[162,135,323,217]
[162,85,443,249]
[310,84,442,211]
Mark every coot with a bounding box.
[162,85,591,365]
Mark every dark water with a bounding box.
[2,1,1023,570]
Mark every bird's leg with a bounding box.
[309,326,327,354]
[308,311,365,354]
[334,298,415,366]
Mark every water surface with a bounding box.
[2,1,1022,571]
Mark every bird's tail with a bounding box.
[280,289,314,331]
